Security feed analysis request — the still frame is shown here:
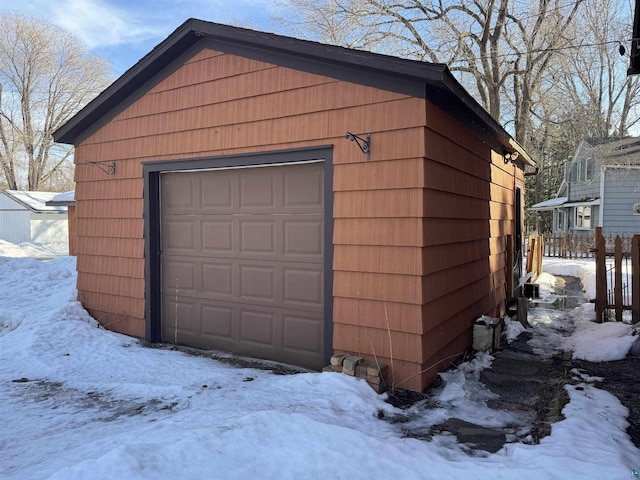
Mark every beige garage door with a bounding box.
[160,162,325,369]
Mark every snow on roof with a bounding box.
[529,196,568,210]
[564,198,600,207]
[2,190,68,212]
[46,190,75,206]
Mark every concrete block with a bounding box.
[355,365,368,378]
[342,355,363,374]
[330,354,349,367]
[473,316,504,353]
[366,362,388,377]
[322,366,334,373]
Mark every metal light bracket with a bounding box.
[345,132,371,160]
[85,160,116,178]
[503,151,519,164]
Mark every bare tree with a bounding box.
[544,0,640,139]
[277,0,585,149]
[0,15,112,191]
[522,0,640,225]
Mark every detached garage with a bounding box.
[54,19,535,392]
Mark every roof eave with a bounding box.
[54,19,202,145]
[54,19,534,168]
[432,71,536,168]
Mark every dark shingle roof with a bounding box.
[585,137,640,164]
[53,19,534,167]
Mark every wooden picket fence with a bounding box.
[527,231,639,259]
[593,227,640,324]
[540,234,595,258]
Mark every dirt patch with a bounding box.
[479,337,573,443]
[8,378,179,421]
[572,356,640,447]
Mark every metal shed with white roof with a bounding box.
[0,190,69,246]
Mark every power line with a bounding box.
[448,39,632,64]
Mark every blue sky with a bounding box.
[1,0,281,75]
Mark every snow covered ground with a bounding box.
[1,243,639,479]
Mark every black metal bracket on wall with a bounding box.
[85,160,116,178]
[345,132,370,160]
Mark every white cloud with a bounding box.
[4,0,278,49]
[51,0,163,49]
[1,0,279,73]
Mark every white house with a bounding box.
[0,190,69,245]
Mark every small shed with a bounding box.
[53,20,535,392]
[0,190,69,246]
[46,190,76,255]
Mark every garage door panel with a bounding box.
[201,175,234,210]
[239,309,277,346]
[202,220,234,252]
[283,314,322,353]
[283,268,323,308]
[284,170,323,207]
[240,220,276,255]
[163,259,197,294]
[162,176,197,212]
[161,161,326,370]
[201,304,233,338]
[240,173,276,209]
[240,264,277,302]
[163,219,196,251]
[163,297,199,342]
[202,261,233,296]
[283,219,323,260]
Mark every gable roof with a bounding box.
[53,18,534,167]
[1,190,67,213]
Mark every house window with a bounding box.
[575,206,592,229]
[576,157,593,182]
[556,210,567,232]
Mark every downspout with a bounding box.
[599,165,606,227]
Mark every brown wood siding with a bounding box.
[332,297,424,334]
[334,245,423,275]
[77,256,144,278]
[420,100,520,389]
[72,44,524,392]
[334,189,425,218]
[73,46,429,388]
[333,218,424,247]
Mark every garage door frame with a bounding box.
[143,146,334,366]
